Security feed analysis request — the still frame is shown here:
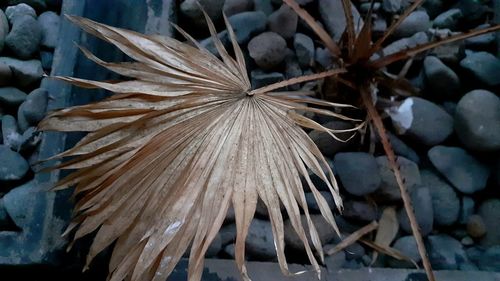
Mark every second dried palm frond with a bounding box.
[38,10,361,281]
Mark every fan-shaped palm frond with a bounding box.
[39,11,361,281]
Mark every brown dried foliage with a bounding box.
[39,10,362,281]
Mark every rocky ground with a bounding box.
[0,0,499,278]
[0,0,61,231]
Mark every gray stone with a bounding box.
[38,11,60,49]
[421,170,459,226]
[342,200,378,222]
[180,0,225,29]
[294,33,314,68]
[219,224,236,246]
[382,0,402,13]
[461,236,474,247]
[459,196,475,224]
[360,2,381,13]
[2,115,21,150]
[427,234,468,270]
[252,0,273,15]
[382,32,429,57]
[0,145,29,181]
[454,90,500,152]
[319,0,363,41]
[460,51,500,87]
[334,152,381,196]
[315,47,333,68]
[206,233,222,257]
[0,198,9,228]
[375,156,421,201]
[429,40,464,65]
[398,185,433,236]
[6,15,42,59]
[0,87,27,107]
[223,0,253,17]
[433,9,463,29]
[393,11,431,38]
[0,10,8,53]
[478,246,500,272]
[344,242,365,260]
[0,63,12,87]
[268,4,297,40]
[423,56,460,99]
[22,88,47,125]
[17,102,30,132]
[228,11,267,44]
[466,214,486,239]
[307,157,336,192]
[0,57,43,87]
[343,259,362,269]
[325,251,346,272]
[465,24,496,48]
[388,236,421,268]
[18,126,41,152]
[284,214,339,251]
[305,191,334,213]
[223,243,236,258]
[250,70,284,89]
[428,146,490,194]
[478,199,500,246]
[376,132,419,163]
[5,3,36,23]
[248,32,287,70]
[200,31,230,56]
[466,246,483,265]
[246,219,276,259]
[388,97,453,146]
[284,55,302,90]
[308,121,356,156]
[40,51,53,70]
[373,17,387,35]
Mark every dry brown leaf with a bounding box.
[360,238,419,268]
[371,207,399,264]
[325,221,378,256]
[39,12,357,281]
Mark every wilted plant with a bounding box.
[283,0,500,280]
[39,10,362,281]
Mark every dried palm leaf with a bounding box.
[38,12,358,281]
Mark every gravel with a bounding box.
[388,97,453,146]
[454,90,500,152]
[375,156,421,201]
[0,144,29,181]
[422,170,459,226]
[428,146,490,194]
[334,152,381,196]
[248,32,287,70]
[460,51,500,87]
[267,4,297,39]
